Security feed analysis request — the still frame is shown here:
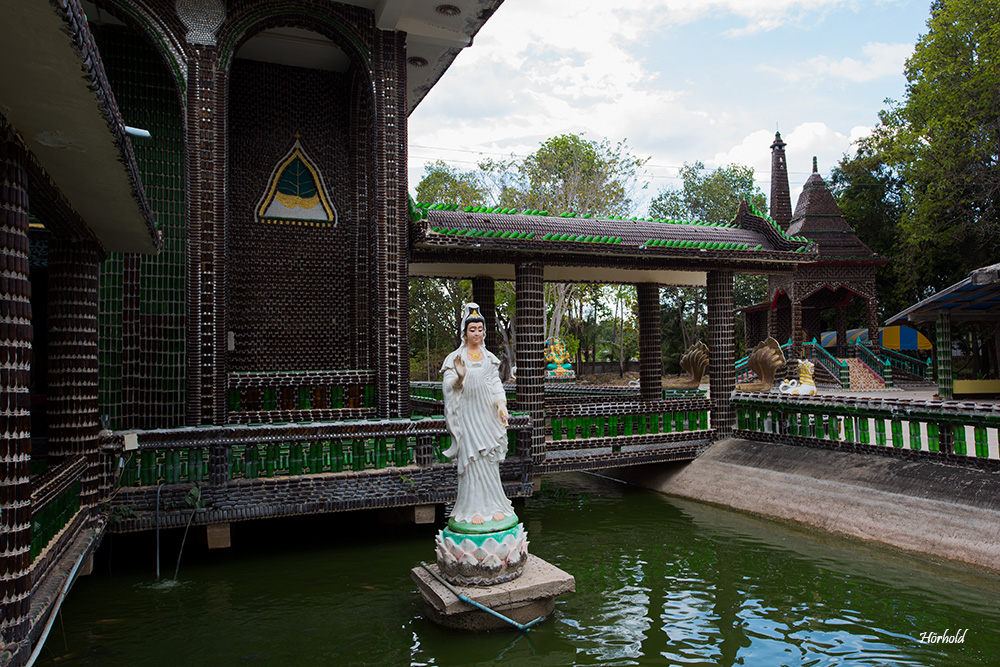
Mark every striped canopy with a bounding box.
[819,326,932,351]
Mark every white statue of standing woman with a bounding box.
[441,303,517,529]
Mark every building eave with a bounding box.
[0,0,160,253]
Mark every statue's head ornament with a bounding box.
[461,302,486,338]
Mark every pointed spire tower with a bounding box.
[769,131,793,232]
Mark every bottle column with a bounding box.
[0,137,33,659]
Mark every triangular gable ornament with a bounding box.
[257,136,338,227]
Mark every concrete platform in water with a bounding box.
[411,556,575,632]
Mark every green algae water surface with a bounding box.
[42,473,1000,666]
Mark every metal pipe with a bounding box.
[156,482,165,578]
[419,562,545,632]
[124,125,151,139]
[24,523,98,667]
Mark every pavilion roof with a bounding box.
[886,263,1000,325]
[410,199,817,283]
[787,171,883,264]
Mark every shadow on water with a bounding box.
[40,473,1000,667]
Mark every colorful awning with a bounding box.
[819,326,932,351]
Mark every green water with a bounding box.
[42,473,1000,666]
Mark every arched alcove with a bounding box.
[226,22,375,373]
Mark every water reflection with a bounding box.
[43,472,1000,666]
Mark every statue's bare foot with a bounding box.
[471,515,484,525]
[493,511,506,521]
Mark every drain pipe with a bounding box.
[156,482,165,579]
[419,562,545,631]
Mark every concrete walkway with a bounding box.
[607,436,1000,576]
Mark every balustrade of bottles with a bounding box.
[547,398,712,451]
[226,370,377,424]
[29,455,88,563]
[107,415,531,488]
[734,393,1000,461]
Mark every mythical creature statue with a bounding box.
[778,359,817,396]
[664,341,710,389]
[735,337,785,392]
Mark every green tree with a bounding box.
[413,134,649,376]
[863,0,1000,295]
[649,162,768,362]
[648,161,766,224]
[480,134,649,342]
[484,134,647,216]
[414,160,488,205]
[829,144,908,317]
[411,161,484,378]
[409,278,470,381]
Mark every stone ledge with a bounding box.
[411,555,575,632]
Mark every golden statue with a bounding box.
[544,337,575,379]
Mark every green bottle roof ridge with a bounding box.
[418,201,813,250]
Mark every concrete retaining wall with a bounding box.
[605,437,1000,574]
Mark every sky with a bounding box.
[407,0,932,214]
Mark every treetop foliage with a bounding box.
[479,133,649,217]
[647,161,767,225]
[852,0,1000,297]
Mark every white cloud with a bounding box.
[706,122,870,206]
[758,42,913,84]
[408,0,919,210]
[657,0,871,34]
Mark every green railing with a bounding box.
[410,382,704,410]
[878,347,929,380]
[110,415,530,487]
[30,455,87,562]
[546,398,713,456]
[733,393,999,460]
[550,408,708,441]
[227,370,377,423]
[804,342,850,389]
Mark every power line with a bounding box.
[409,145,820,178]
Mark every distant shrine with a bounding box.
[743,133,888,360]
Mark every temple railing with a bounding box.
[876,347,929,380]
[733,393,1000,464]
[411,381,705,414]
[548,398,710,443]
[543,397,713,468]
[854,343,893,388]
[104,414,531,488]
[803,342,850,389]
[99,416,535,532]
[533,398,712,473]
[226,370,377,424]
[30,455,86,563]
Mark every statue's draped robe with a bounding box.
[442,346,515,523]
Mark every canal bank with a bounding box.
[606,437,1000,575]
[39,472,1000,665]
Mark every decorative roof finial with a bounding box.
[812,156,818,173]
